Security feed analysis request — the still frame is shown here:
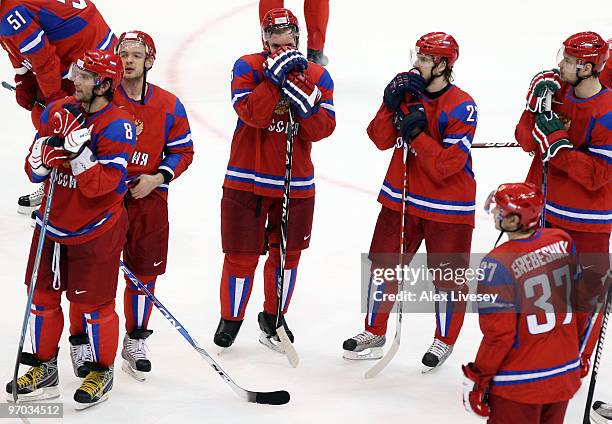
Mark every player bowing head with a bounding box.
[410,32,459,88]
[485,183,544,236]
[557,32,609,86]
[68,50,123,111]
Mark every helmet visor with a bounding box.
[68,61,98,85]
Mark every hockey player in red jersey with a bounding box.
[113,30,194,380]
[0,0,116,214]
[214,8,335,351]
[514,31,611,380]
[259,0,329,66]
[462,182,581,424]
[6,50,135,408]
[343,32,478,372]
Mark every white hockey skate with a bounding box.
[121,329,152,382]
[17,185,44,215]
[421,339,453,373]
[342,331,386,360]
[69,334,93,378]
[592,401,612,424]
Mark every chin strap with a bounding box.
[140,68,148,105]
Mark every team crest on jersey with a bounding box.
[274,99,290,115]
[135,118,144,136]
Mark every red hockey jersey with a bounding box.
[515,84,612,234]
[473,228,581,404]
[0,0,115,100]
[367,84,478,226]
[113,83,194,199]
[25,97,136,245]
[225,52,335,199]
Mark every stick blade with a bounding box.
[276,326,299,368]
[255,390,290,405]
[364,340,399,379]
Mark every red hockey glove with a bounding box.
[525,69,561,113]
[462,363,491,418]
[28,137,50,175]
[263,46,308,87]
[531,111,572,162]
[50,103,90,154]
[40,137,70,169]
[14,72,39,111]
[282,71,322,117]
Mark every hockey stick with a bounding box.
[12,169,58,403]
[365,142,409,379]
[540,90,553,227]
[583,271,612,424]
[273,107,299,368]
[119,261,290,405]
[2,81,46,108]
[472,142,520,148]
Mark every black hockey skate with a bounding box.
[257,311,294,354]
[307,48,329,66]
[5,353,60,402]
[421,339,453,373]
[121,329,153,382]
[69,334,93,378]
[592,401,612,424]
[213,318,243,348]
[74,363,113,410]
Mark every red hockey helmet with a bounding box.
[560,31,609,72]
[69,50,123,90]
[116,30,157,60]
[415,32,459,67]
[486,183,545,230]
[261,8,300,50]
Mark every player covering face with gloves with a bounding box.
[213,8,335,353]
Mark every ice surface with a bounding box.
[0,0,610,422]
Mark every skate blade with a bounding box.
[258,332,285,354]
[216,347,229,356]
[343,347,383,361]
[121,360,146,382]
[17,205,38,215]
[75,393,109,411]
[6,386,60,403]
[421,357,450,374]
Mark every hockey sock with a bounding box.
[263,249,300,315]
[304,0,329,51]
[220,253,258,320]
[30,289,63,362]
[258,0,284,22]
[71,300,119,367]
[364,264,397,336]
[123,273,157,332]
[434,286,467,346]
